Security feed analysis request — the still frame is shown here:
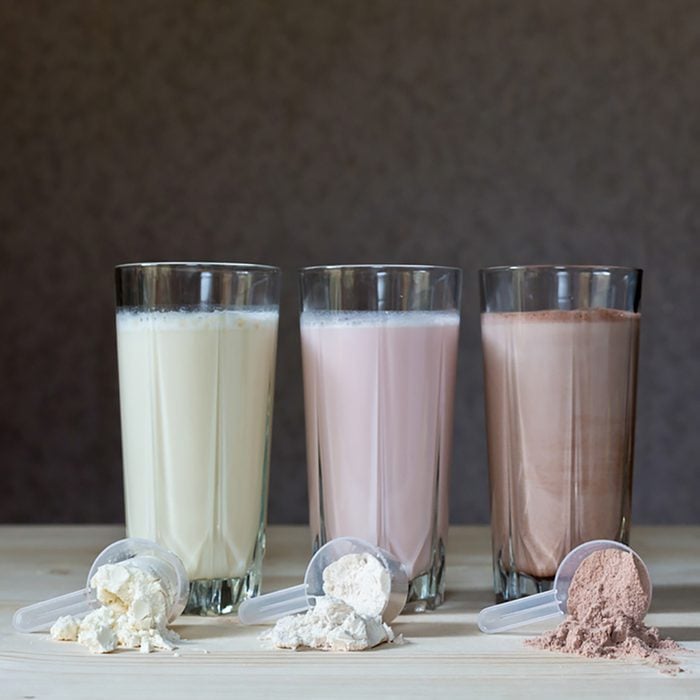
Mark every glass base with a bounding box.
[184,573,260,616]
[403,538,446,612]
[183,530,266,616]
[493,554,554,603]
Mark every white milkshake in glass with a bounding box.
[115,263,280,615]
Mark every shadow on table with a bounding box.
[656,627,700,642]
[394,620,478,639]
[393,589,491,638]
[442,588,493,612]
[173,622,236,640]
[649,585,700,613]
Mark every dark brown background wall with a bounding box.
[1,0,698,524]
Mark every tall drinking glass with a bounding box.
[479,265,642,602]
[115,262,280,615]
[299,265,462,611]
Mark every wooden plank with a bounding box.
[1,526,698,699]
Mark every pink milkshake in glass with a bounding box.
[299,266,461,611]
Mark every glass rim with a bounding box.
[479,264,642,275]
[115,261,280,273]
[299,264,462,274]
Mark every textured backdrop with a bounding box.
[1,0,699,524]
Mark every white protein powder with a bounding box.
[50,615,80,641]
[49,561,180,654]
[322,552,391,617]
[264,552,397,652]
[264,597,394,651]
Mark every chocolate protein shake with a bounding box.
[482,308,640,592]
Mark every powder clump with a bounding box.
[49,561,180,654]
[263,596,395,651]
[262,552,397,652]
[526,548,683,674]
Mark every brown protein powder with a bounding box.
[526,548,684,674]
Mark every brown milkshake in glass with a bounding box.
[479,266,642,601]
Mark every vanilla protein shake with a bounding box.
[301,310,459,597]
[115,262,280,615]
[117,309,278,586]
[482,309,640,587]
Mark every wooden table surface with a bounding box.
[1,525,699,699]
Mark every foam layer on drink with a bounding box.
[301,310,460,579]
[117,309,278,580]
[301,310,460,327]
[481,308,640,580]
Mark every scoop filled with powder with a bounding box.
[526,546,683,673]
[564,547,650,622]
[238,536,408,625]
[478,539,648,633]
[478,538,685,674]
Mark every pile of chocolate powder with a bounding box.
[526,548,684,674]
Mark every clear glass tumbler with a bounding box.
[115,262,280,615]
[479,265,642,601]
[299,265,462,611]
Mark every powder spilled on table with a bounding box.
[526,548,685,674]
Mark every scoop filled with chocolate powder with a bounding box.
[527,546,683,673]
[478,540,648,633]
[478,539,684,674]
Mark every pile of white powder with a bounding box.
[262,551,402,652]
[50,561,180,654]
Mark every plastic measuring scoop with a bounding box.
[478,539,652,634]
[13,537,189,633]
[238,536,409,625]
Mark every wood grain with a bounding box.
[1,526,698,699]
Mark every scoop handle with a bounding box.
[13,588,95,633]
[477,590,564,633]
[237,584,309,625]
